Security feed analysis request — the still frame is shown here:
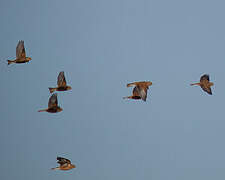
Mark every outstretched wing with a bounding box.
[57,157,71,166]
[200,74,210,82]
[48,93,58,108]
[16,40,26,59]
[127,82,137,87]
[127,81,152,88]
[57,72,67,87]
[144,81,152,87]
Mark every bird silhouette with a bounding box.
[49,71,72,93]
[190,74,214,95]
[123,81,152,101]
[51,157,76,170]
[7,40,32,65]
[38,93,63,113]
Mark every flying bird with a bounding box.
[51,157,76,171]
[123,81,152,101]
[49,71,72,93]
[7,40,32,65]
[38,93,63,113]
[190,74,214,95]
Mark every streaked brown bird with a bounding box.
[38,93,63,113]
[190,74,214,95]
[7,40,32,65]
[49,71,72,93]
[51,157,76,171]
[123,81,152,101]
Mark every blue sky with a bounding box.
[1,0,225,179]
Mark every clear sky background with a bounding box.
[1,0,225,179]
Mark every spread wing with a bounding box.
[57,72,67,87]
[16,40,26,59]
[57,157,71,166]
[200,74,210,82]
[127,81,152,88]
[128,81,151,101]
[48,93,58,108]
[200,85,212,95]
[127,82,137,87]
[145,81,152,87]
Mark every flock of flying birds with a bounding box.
[7,40,214,171]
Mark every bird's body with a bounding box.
[7,40,31,65]
[124,81,152,101]
[191,74,213,95]
[38,93,62,113]
[52,157,76,171]
[7,58,30,64]
[51,164,75,170]
[49,72,72,93]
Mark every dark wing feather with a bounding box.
[57,157,71,165]
[57,72,67,87]
[16,40,26,59]
[48,93,58,108]
[200,74,210,82]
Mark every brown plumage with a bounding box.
[190,74,214,95]
[49,71,72,93]
[123,81,152,101]
[7,40,32,65]
[38,93,63,113]
[51,157,76,171]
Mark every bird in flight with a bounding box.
[38,93,63,113]
[123,81,152,101]
[49,71,72,93]
[7,40,32,65]
[51,157,76,171]
[190,74,214,95]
